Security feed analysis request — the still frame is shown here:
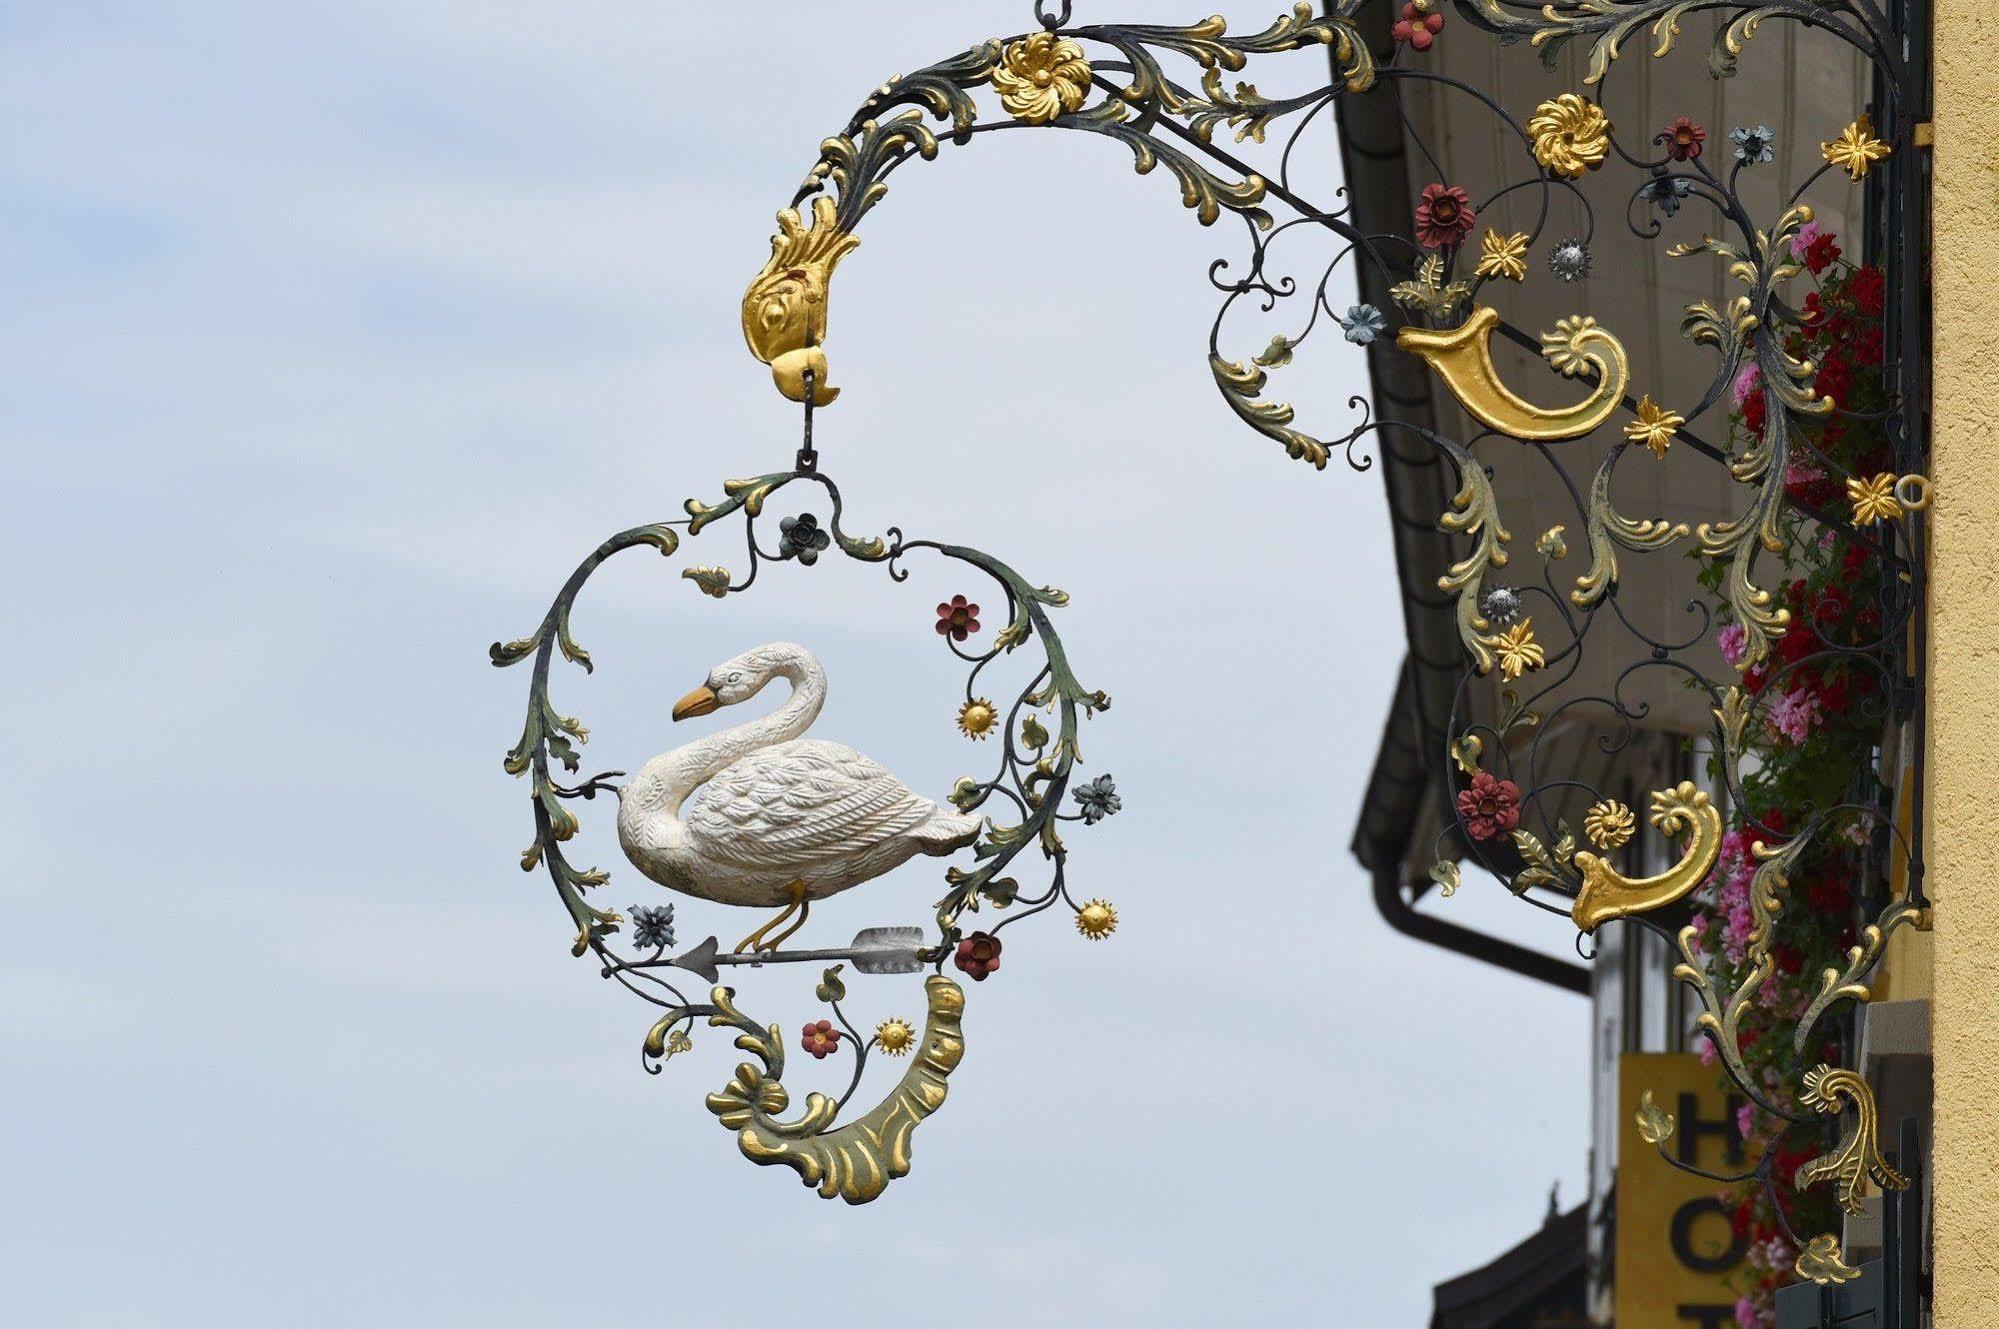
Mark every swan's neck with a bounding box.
[632,656,826,816]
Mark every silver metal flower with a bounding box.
[629,903,677,951]
[1730,124,1776,165]
[1480,585,1523,625]
[1548,236,1593,283]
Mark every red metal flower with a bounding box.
[1662,116,1706,161]
[800,1019,841,1059]
[1392,2,1444,50]
[936,594,982,641]
[953,931,1002,981]
[1455,771,1521,841]
[1414,183,1476,249]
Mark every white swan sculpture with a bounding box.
[617,642,982,952]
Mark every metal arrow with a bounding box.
[661,927,930,983]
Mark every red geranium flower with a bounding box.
[1455,771,1521,841]
[800,1019,841,1059]
[1802,231,1842,274]
[1815,354,1853,407]
[1850,265,1886,316]
[1807,873,1852,914]
[1392,2,1444,50]
[1414,183,1477,249]
[1801,291,1829,330]
[1854,324,1884,366]
[935,594,981,641]
[1741,392,1767,436]
[954,931,1002,981]
[1662,116,1706,161]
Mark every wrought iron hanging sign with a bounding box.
[497,0,1931,1274]
[493,432,1116,1202]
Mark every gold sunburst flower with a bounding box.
[1527,93,1612,178]
[1822,115,1891,181]
[1475,230,1529,282]
[1583,799,1636,850]
[875,1017,915,1057]
[957,698,999,739]
[991,32,1092,125]
[1624,394,1685,458]
[1540,315,1603,377]
[1075,899,1118,940]
[1490,619,1546,680]
[1847,473,1901,525]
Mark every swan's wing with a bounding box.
[683,740,938,871]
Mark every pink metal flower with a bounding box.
[1455,771,1520,841]
[936,594,981,641]
[800,1019,841,1060]
[1392,2,1444,51]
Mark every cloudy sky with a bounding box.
[1,3,1588,1325]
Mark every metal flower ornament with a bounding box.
[494,412,1119,1202]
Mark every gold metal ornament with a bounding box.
[991,32,1092,124]
[1571,783,1722,932]
[1583,799,1636,850]
[875,1017,916,1057]
[1847,472,1902,525]
[1821,114,1891,180]
[1797,1065,1908,1214]
[1075,899,1118,940]
[742,196,860,405]
[1475,230,1529,282]
[1526,93,1612,178]
[702,976,965,1204]
[1397,305,1630,441]
[957,698,999,739]
[1795,1233,1863,1285]
[1635,1089,1676,1145]
[1624,394,1683,458]
[1489,619,1545,680]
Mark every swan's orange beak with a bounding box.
[672,685,720,722]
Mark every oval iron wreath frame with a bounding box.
[491,464,1112,1201]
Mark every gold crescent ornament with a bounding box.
[1396,304,1630,441]
[697,975,966,1204]
[1571,783,1722,932]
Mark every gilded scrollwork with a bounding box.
[699,977,966,1205]
[1397,305,1630,441]
[1572,784,1723,932]
[1796,1065,1908,1215]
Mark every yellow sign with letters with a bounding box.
[1616,1053,1748,1329]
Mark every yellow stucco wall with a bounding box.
[1931,4,1999,1321]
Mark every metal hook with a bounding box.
[797,368,818,473]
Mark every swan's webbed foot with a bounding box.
[733,880,811,954]
[550,770,625,800]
